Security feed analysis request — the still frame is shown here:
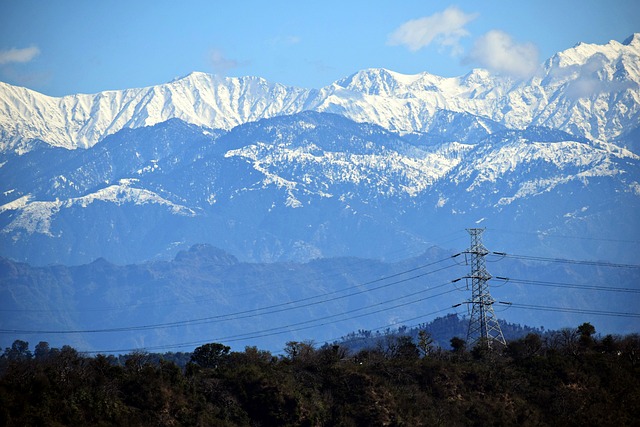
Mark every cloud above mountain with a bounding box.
[387,6,478,55]
[388,8,541,79]
[208,48,247,73]
[0,46,40,64]
[466,30,539,78]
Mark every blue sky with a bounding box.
[0,0,638,97]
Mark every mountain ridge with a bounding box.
[1,34,638,153]
[1,240,637,354]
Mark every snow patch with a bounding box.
[0,194,32,213]
[2,182,194,236]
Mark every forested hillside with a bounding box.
[1,324,638,426]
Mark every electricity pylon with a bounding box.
[464,228,506,350]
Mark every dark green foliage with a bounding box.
[190,342,230,369]
[577,322,596,348]
[1,331,639,426]
[337,313,545,354]
[450,336,466,353]
[2,340,32,361]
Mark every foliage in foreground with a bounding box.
[0,324,638,426]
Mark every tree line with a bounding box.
[1,323,638,426]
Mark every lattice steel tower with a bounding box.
[465,228,506,349]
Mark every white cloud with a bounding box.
[268,35,301,46]
[387,7,478,55]
[466,30,539,78]
[560,56,638,100]
[0,46,40,65]
[208,49,246,73]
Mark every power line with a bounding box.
[89,297,640,354]
[85,284,459,354]
[494,277,640,294]
[0,259,461,335]
[195,286,458,346]
[323,307,456,346]
[496,252,640,269]
[501,302,640,318]
[0,252,451,314]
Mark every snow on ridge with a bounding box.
[0,194,33,214]
[496,162,622,207]
[1,181,194,236]
[74,181,195,215]
[461,138,630,194]
[224,138,461,199]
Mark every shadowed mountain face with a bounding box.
[1,243,637,353]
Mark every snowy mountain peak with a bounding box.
[168,71,224,87]
[551,34,640,68]
[336,68,412,95]
[461,68,494,84]
[171,71,294,91]
[0,35,638,154]
[336,68,471,96]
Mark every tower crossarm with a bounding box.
[463,228,506,350]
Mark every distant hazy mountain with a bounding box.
[1,243,636,353]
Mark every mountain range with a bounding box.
[0,34,639,351]
[1,34,638,153]
[1,243,636,353]
[0,33,638,264]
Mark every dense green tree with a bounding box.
[386,335,419,360]
[450,336,466,353]
[33,341,50,360]
[577,322,596,349]
[283,340,315,363]
[2,340,32,361]
[190,342,230,369]
[507,332,543,360]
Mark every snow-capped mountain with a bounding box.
[0,34,638,267]
[0,74,313,152]
[1,35,638,154]
[1,110,638,265]
[2,34,639,355]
